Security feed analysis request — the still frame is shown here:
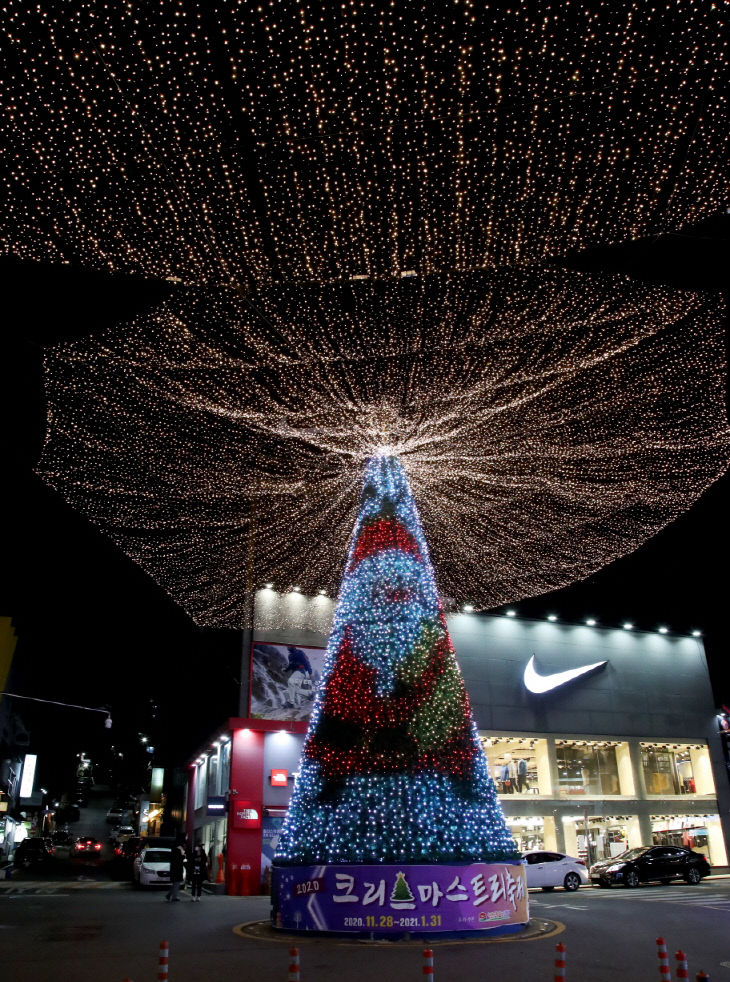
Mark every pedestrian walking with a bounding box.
[165,838,187,902]
[189,842,210,902]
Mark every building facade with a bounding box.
[186,607,729,893]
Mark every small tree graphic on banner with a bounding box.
[391,872,416,908]
[275,454,518,867]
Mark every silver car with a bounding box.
[523,850,589,892]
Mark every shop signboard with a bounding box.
[207,795,227,816]
[232,800,261,829]
[272,861,528,934]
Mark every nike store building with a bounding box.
[186,604,729,893]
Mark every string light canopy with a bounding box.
[0,3,727,625]
[37,267,729,627]
[0,2,728,284]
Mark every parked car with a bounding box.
[73,836,103,858]
[13,837,55,868]
[115,835,143,861]
[109,825,136,843]
[590,846,711,888]
[133,846,172,888]
[110,836,144,879]
[523,850,589,892]
[106,806,124,825]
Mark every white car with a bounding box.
[133,846,172,888]
[523,850,589,892]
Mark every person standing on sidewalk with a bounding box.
[165,839,187,902]
[189,843,209,902]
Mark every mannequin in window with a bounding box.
[500,756,514,793]
[517,757,528,793]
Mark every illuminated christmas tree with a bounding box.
[275,454,518,866]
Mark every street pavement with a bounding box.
[1,877,729,982]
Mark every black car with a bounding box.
[110,835,145,879]
[73,836,103,859]
[590,846,711,888]
[14,837,56,868]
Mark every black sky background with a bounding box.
[1,223,729,796]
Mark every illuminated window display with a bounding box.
[508,817,546,852]
[651,814,725,865]
[562,815,634,865]
[481,737,550,795]
[556,741,623,797]
[641,743,715,796]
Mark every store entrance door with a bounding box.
[565,816,630,863]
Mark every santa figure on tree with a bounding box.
[273,454,525,935]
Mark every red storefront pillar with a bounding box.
[227,726,265,895]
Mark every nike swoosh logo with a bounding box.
[524,654,608,694]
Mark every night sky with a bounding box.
[2,237,728,794]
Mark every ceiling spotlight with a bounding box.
[318,589,327,596]
[264,582,274,589]
[292,586,301,592]
[505,609,517,617]
[623,622,634,631]
[691,629,702,637]
[658,626,668,634]
[463,604,475,613]
[547,614,557,622]
[585,618,597,627]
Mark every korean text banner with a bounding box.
[272,862,528,933]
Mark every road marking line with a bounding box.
[640,894,729,903]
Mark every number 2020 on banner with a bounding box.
[294,878,323,896]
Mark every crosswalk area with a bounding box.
[0,880,128,894]
[577,886,730,911]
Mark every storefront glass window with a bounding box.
[194,759,207,809]
[556,741,621,796]
[208,753,219,797]
[480,736,549,795]
[220,740,231,793]
[650,814,728,866]
[562,814,632,865]
[641,744,702,795]
[508,818,545,852]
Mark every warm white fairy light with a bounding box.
[36,267,729,627]
[0,3,728,284]
[0,3,728,627]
